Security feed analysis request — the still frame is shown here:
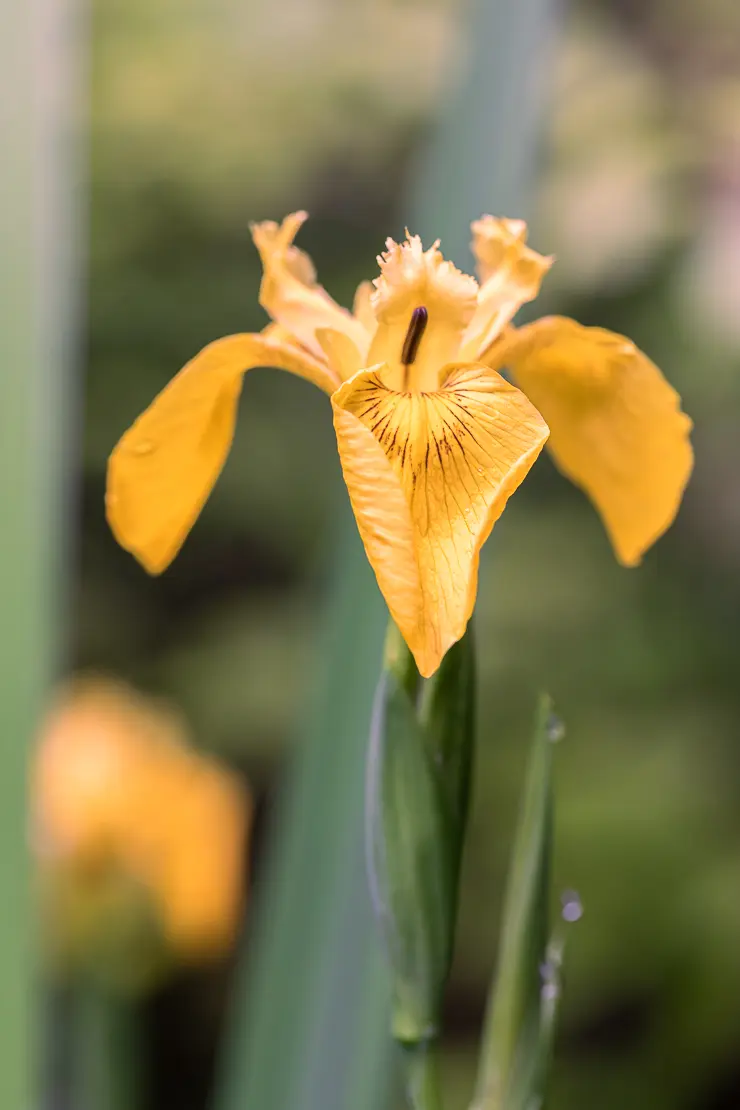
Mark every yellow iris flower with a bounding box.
[107,212,692,677]
[35,678,249,964]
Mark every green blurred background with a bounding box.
[19,0,740,1106]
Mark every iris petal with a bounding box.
[460,215,553,360]
[332,364,549,675]
[352,280,377,338]
[494,315,694,565]
[251,212,370,361]
[106,333,335,574]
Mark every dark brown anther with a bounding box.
[401,306,429,369]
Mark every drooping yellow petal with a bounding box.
[251,211,370,362]
[460,216,553,360]
[494,316,693,565]
[332,364,549,676]
[106,333,336,574]
[367,234,479,392]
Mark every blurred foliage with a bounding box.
[78,0,740,1107]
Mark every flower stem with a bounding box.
[403,1042,444,1110]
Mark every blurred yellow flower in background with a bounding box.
[107,212,692,677]
[33,678,249,989]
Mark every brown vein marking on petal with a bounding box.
[332,364,549,675]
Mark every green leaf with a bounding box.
[367,667,453,1043]
[212,521,393,1110]
[420,626,477,889]
[367,624,477,1046]
[2,0,80,1104]
[471,695,559,1110]
[413,0,560,259]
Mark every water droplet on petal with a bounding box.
[546,711,565,743]
[477,466,484,474]
[132,440,155,456]
[561,889,583,923]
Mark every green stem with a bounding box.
[403,1042,444,1110]
[383,620,421,703]
[77,982,140,1110]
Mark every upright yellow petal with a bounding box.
[353,280,377,337]
[460,216,553,360]
[332,364,549,676]
[495,316,693,565]
[251,211,370,363]
[316,327,364,381]
[367,234,479,392]
[106,333,336,574]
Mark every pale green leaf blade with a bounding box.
[472,695,557,1110]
